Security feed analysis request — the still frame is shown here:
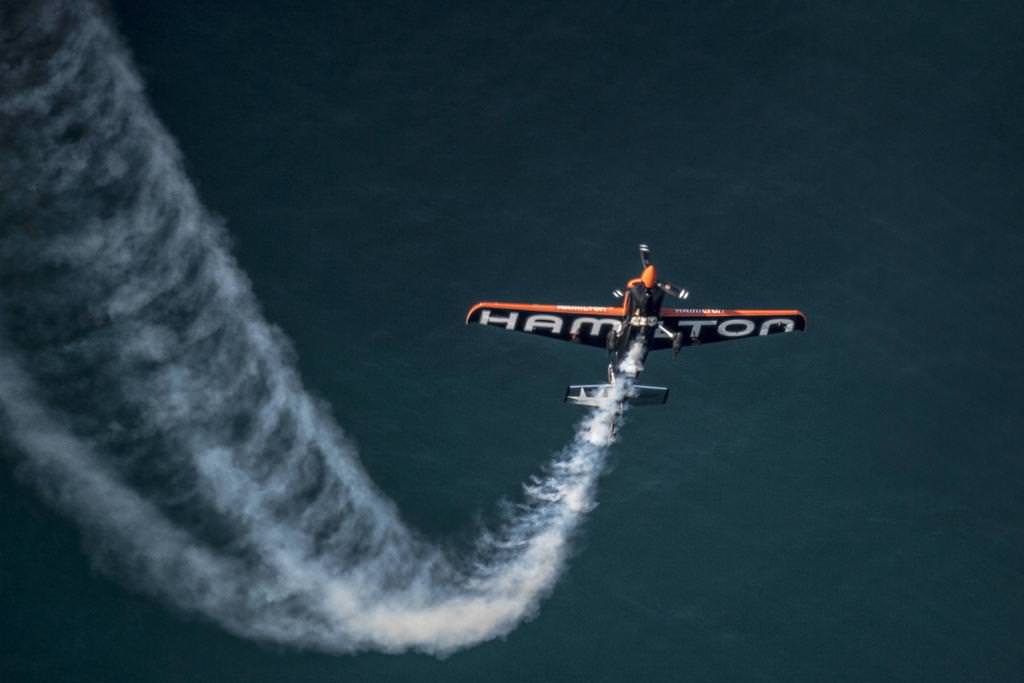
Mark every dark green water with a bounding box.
[2,1,1022,680]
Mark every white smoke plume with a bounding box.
[0,1,642,654]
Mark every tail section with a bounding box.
[564,384,669,407]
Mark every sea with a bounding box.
[1,1,1021,681]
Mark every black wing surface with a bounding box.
[650,309,806,350]
[466,302,623,348]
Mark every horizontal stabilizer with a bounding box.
[564,384,669,407]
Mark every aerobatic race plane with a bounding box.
[466,244,806,407]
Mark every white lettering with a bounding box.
[570,317,621,337]
[479,309,519,330]
[675,319,717,340]
[759,318,795,335]
[555,305,616,312]
[524,314,564,334]
[719,318,756,337]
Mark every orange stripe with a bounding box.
[662,308,805,318]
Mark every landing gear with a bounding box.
[672,332,684,358]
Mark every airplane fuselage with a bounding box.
[605,263,673,381]
[607,278,663,379]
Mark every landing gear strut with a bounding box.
[672,332,684,358]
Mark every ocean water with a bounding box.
[1,1,1022,681]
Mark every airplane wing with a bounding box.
[650,309,806,350]
[466,302,623,348]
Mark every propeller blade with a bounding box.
[639,243,651,268]
[659,281,690,300]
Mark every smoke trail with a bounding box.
[0,1,640,654]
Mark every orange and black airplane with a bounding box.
[466,244,806,407]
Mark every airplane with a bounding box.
[466,244,806,408]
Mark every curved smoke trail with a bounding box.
[0,1,638,654]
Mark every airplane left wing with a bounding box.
[466,302,623,348]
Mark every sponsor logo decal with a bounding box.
[477,310,798,341]
[569,317,620,336]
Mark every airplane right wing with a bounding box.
[466,302,623,348]
[649,308,806,350]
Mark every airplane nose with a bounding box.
[641,265,656,288]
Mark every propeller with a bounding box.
[639,243,690,300]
